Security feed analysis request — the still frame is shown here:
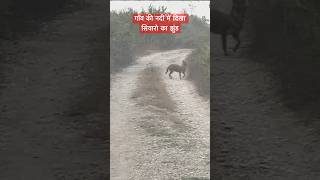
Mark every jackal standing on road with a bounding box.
[166,60,187,80]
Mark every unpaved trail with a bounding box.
[0,1,107,179]
[212,31,320,179]
[111,49,210,180]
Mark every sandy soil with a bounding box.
[110,49,210,180]
[212,31,320,179]
[0,1,107,179]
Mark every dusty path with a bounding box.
[111,49,210,179]
[212,32,320,179]
[0,1,107,179]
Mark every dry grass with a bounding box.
[132,66,190,139]
[132,66,176,112]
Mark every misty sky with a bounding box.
[110,1,210,23]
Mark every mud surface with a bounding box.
[0,1,107,179]
[212,31,320,179]
[110,49,210,180]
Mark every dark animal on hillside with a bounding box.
[212,0,248,55]
[165,60,187,80]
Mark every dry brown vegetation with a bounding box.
[132,66,176,112]
[131,66,190,138]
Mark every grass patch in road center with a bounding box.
[132,66,176,112]
[132,66,190,139]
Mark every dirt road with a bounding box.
[0,1,107,179]
[110,49,210,180]
[212,32,320,179]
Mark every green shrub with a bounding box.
[187,44,210,97]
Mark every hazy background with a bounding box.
[110,1,210,96]
[110,1,210,23]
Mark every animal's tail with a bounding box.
[165,67,169,74]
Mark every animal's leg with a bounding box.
[221,34,228,56]
[169,71,173,79]
[232,33,241,52]
[183,72,186,78]
[179,72,181,80]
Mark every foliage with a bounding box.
[249,0,320,54]
[249,0,320,113]
[110,6,210,74]
[187,42,210,97]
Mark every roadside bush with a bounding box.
[249,0,320,114]
[187,44,210,97]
